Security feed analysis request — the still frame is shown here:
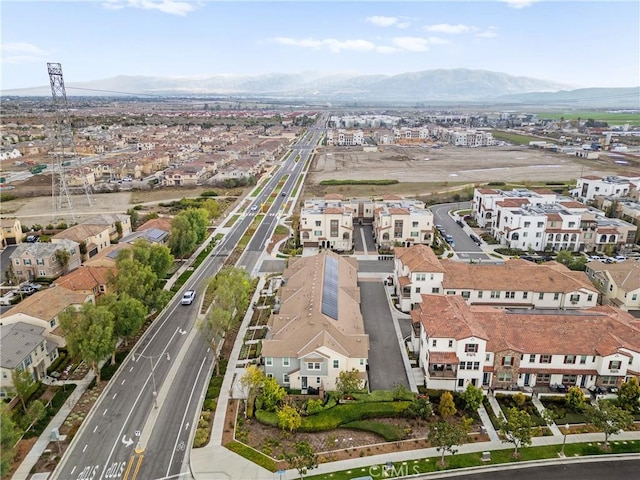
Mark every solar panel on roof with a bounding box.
[321,255,339,320]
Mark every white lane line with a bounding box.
[82,444,88,453]
[93,425,98,433]
[103,409,108,416]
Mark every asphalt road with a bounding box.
[359,280,410,391]
[431,202,496,263]
[425,458,640,480]
[53,128,322,480]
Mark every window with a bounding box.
[314,230,322,236]
[333,359,339,369]
[415,287,421,293]
[608,360,622,370]
[448,340,453,348]
[315,221,321,227]
[432,339,437,347]
[461,291,470,299]
[538,373,552,384]
[412,221,418,228]
[477,291,483,298]
[524,222,531,228]
[523,292,528,299]
[360,358,365,366]
[446,290,456,295]
[432,287,440,294]
[465,344,478,353]
[282,357,290,367]
[490,291,499,299]
[537,222,544,228]
[393,220,403,238]
[485,354,490,362]
[564,355,576,364]
[600,376,618,386]
[570,294,580,303]
[265,357,273,366]
[411,231,419,238]
[23,259,32,266]
[502,356,513,366]
[580,355,587,365]
[505,291,515,299]
[415,273,426,281]
[39,270,46,277]
[562,374,577,385]
[498,372,512,382]
[317,377,321,384]
[554,293,560,300]
[540,354,552,364]
[473,362,480,370]
[529,354,536,363]
[330,219,339,238]
[538,292,544,300]
[36,259,44,265]
[49,319,56,328]
[307,362,321,370]
[457,379,465,388]
[283,374,290,384]
[430,274,434,280]
[536,232,542,238]
[266,373,274,378]
[632,294,638,301]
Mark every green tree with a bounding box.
[25,400,46,431]
[499,407,533,457]
[617,377,640,413]
[1,403,21,477]
[438,391,457,418]
[59,303,115,383]
[335,369,363,397]
[555,250,574,268]
[513,392,526,408]
[565,386,587,411]
[209,266,252,318]
[405,396,433,421]
[277,404,302,432]
[168,214,198,258]
[131,240,174,279]
[126,208,139,229]
[284,441,318,479]
[201,198,221,219]
[112,251,159,308]
[460,384,484,412]
[182,207,210,243]
[260,375,286,412]
[12,368,36,412]
[99,293,147,349]
[586,400,634,449]
[239,364,264,418]
[430,419,470,466]
[200,306,235,376]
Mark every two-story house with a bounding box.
[52,225,111,261]
[0,217,22,248]
[9,239,81,282]
[262,251,369,392]
[586,260,640,312]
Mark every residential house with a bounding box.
[372,198,434,249]
[573,175,637,203]
[54,265,113,298]
[52,224,111,261]
[163,163,211,186]
[393,245,598,312]
[586,260,640,312]
[9,239,81,282]
[412,294,640,392]
[0,217,22,247]
[82,213,132,243]
[1,323,59,397]
[262,252,369,391]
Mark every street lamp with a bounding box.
[560,423,570,457]
[136,352,170,409]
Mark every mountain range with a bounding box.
[4,69,639,108]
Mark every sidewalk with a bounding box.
[12,372,96,480]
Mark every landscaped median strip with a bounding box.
[303,440,640,480]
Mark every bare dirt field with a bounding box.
[309,144,639,189]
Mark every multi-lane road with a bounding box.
[53,124,324,480]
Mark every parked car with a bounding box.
[250,205,258,212]
[456,219,464,227]
[181,290,196,305]
[18,285,37,296]
[614,255,627,262]
[588,385,607,396]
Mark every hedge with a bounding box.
[342,420,406,441]
[226,440,276,472]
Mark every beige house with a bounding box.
[0,217,22,247]
[82,214,132,243]
[54,265,113,297]
[52,224,111,261]
[262,251,369,392]
[9,239,81,282]
[586,260,640,312]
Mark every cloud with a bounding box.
[424,23,473,34]
[476,26,499,38]
[0,42,49,64]
[100,0,196,16]
[365,16,410,29]
[273,37,376,53]
[500,0,539,8]
[391,37,448,52]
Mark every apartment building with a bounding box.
[412,294,640,392]
[574,175,638,203]
[448,130,495,147]
[394,245,598,312]
[262,252,369,392]
[586,260,640,312]
[299,196,434,251]
[326,129,364,146]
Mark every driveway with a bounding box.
[353,224,376,254]
[359,280,410,391]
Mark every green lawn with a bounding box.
[491,130,544,145]
[224,215,239,228]
[533,111,640,123]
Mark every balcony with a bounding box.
[428,365,458,378]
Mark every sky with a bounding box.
[1,0,639,90]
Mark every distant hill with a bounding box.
[3,69,638,107]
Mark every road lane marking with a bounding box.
[103,409,108,416]
[113,393,117,400]
[71,466,76,475]
[131,454,144,480]
[121,379,126,385]
[93,425,98,433]
[122,455,135,480]
[82,444,88,453]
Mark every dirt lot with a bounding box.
[309,144,639,187]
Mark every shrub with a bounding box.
[343,420,406,441]
[226,441,276,472]
[200,190,219,197]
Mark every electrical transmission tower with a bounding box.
[47,62,93,221]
